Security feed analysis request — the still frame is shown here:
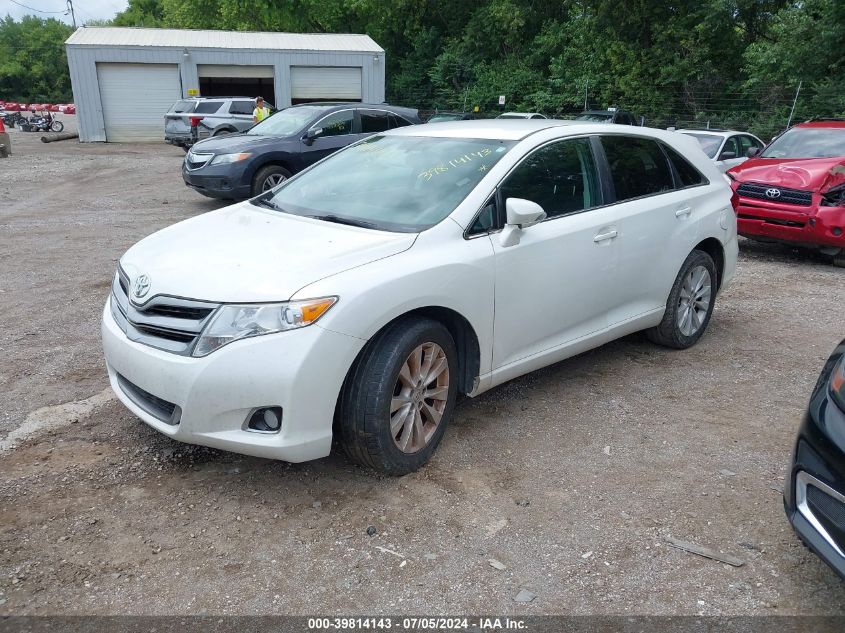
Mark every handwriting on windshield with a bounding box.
[418,148,493,181]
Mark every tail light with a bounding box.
[189,116,203,128]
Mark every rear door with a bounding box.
[597,135,707,323]
[228,99,256,132]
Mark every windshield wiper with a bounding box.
[306,214,380,229]
[251,197,280,210]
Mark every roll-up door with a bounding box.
[290,67,362,103]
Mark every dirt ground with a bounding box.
[1,117,844,616]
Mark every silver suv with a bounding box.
[164,97,274,149]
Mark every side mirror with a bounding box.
[718,150,737,161]
[303,128,322,145]
[746,146,761,158]
[500,198,547,247]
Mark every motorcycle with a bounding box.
[3,111,27,128]
[19,111,64,133]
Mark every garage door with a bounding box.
[290,67,362,102]
[97,63,181,142]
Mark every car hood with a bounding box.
[191,133,297,154]
[120,202,416,304]
[729,157,845,192]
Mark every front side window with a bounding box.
[360,110,390,134]
[720,136,740,159]
[602,136,674,201]
[500,138,601,219]
[389,113,414,129]
[762,127,845,159]
[312,110,354,137]
[259,135,514,232]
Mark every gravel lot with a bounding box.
[1,118,844,615]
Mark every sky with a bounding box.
[0,0,128,26]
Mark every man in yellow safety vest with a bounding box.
[253,96,270,124]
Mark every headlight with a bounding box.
[192,297,337,357]
[209,152,252,165]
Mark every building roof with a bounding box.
[65,27,384,53]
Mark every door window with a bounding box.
[312,110,354,137]
[229,100,255,115]
[500,138,601,219]
[738,135,763,155]
[360,110,391,133]
[720,136,740,159]
[601,136,674,201]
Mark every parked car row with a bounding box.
[0,102,75,114]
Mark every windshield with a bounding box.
[171,100,196,113]
[256,135,515,232]
[247,106,327,136]
[575,113,612,122]
[681,133,723,159]
[762,127,845,159]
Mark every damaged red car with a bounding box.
[727,119,845,266]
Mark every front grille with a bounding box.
[116,373,179,425]
[737,182,813,207]
[110,267,218,355]
[185,152,213,171]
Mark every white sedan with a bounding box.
[678,129,765,172]
[102,121,737,474]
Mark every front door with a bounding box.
[491,137,621,372]
[301,109,358,167]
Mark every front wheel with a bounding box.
[338,317,459,475]
[646,249,717,349]
[251,165,292,196]
[50,121,64,132]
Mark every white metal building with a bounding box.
[65,27,386,142]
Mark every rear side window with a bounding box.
[194,101,223,114]
[229,100,254,115]
[500,138,601,219]
[601,136,674,201]
[662,144,708,187]
[360,110,390,133]
[389,113,413,129]
[171,100,195,113]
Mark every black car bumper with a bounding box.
[784,341,845,581]
[182,164,251,200]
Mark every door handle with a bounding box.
[675,206,693,218]
[593,230,618,242]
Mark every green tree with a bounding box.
[0,16,73,102]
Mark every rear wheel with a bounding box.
[646,249,717,349]
[251,165,292,196]
[338,317,459,475]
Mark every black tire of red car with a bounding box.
[831,250,845,268]
[646,249,717,349]
[251,165,292,197]
[337,317,459,476]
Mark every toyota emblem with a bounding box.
[765,188,782,199]
[132,274,151,299]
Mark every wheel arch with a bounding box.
[694,237,725,290]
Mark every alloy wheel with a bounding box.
[262,173,286,191]
[390,342,450,454]
[677,265,711,337]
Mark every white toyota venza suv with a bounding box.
[102,120,737,474]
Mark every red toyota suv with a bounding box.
[727,119,845,265]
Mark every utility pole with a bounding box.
[584,79,588,111]
[786,80,802,129]
[67,0,77,29]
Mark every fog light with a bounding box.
[833,227,842,237]
[246,406,283,433]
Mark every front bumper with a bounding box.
[784,348,845,581]
[101,299,365,462]
[735,197,845,250]
[182,161,252,200]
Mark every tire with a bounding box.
[646,249,717,349]
[212,128,234,137]
[251,165,292,196]
[338,317,459,475]
[827,249,845,268]
[50,121,64,132]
